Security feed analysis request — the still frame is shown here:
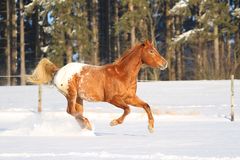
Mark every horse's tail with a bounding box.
[28,58,59,84]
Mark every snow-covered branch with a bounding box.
[169,0,190,16]
[40,46,49,53]
[43,26,54,34]
[172,28,204,43]
[24,0,38,15]
[232,8,240,19]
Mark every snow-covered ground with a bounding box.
[0,80,240,160]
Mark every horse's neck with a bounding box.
[116,48,142,79]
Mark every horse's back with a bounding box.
[54,63,87,95]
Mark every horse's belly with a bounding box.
[78,90,101,102]
[77,77,104,102]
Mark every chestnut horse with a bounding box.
[28,40,167,133]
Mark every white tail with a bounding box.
[28,58,59,84]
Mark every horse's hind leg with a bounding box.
[66,84,92,130]
[109,96,130,126]
[75,97,92,130]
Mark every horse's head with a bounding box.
[141,40,168,70]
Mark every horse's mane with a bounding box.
[114,44,143,65]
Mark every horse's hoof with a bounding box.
[75,118,85,129]
[85,123,93,131]
[110,120,118,126]
[148,126,154,133]
[75,117,92,130]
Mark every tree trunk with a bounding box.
[176,46,182,80]
[213,24,220,79]
[175,16,182,80]
[233,0,240,75]
[6,0,11,85]
[130,21,135,47]
[66,41,72,64]
[33,7,40,62]
[227,34,231,77]
[65,28,72,64]
[148,11,155,43]
[203,42,208,79]
[92,0,99,65]
[115,1,121,59]
[87,0,99,64]
[196,7,204,80]
[181,45,185,79]
[219,36,225,78]
[165,1,175,80]
[10,0,17,85]
[129,0,135,47]
[196,37,203,80]
[148,11,159,86]
[165,1,171,80]
[98,0,110,64]
[20,0,26,85]
[109,0,117,62]
[152,69,160,80]
[235,28,240,74]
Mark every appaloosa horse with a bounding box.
[28,40,168,133]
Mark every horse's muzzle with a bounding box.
[160,61,168,70]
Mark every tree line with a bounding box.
[0,0,239,85]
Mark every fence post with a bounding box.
[230,75,234,121]
[38,84,42,112]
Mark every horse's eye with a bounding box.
[150,50,154,54]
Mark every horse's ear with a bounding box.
[141,41,146,47]
[143,40,150,46]
[147,40,155,45]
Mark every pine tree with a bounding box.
[169,0,236,80]
[87,0,99,65]
[25,0,92,66]
[116,0,166,80]
[116,0,149,44]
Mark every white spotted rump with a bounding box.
[54,63,86,95]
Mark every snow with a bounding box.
[172,28,204,43]
[43,26,54,34]
[0,80,240,160]
[169,0,190,16]
[40,46,49,53]
[233,8,240,19]
[59,0,66,4]
[24,0,38,15]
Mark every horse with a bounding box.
[28,40,168,133]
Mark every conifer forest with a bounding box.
[0,0,240,85]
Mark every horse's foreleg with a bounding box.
[126,96,154,133]
[75,97,92,130]
[109,96,130,126]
